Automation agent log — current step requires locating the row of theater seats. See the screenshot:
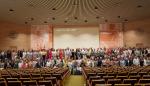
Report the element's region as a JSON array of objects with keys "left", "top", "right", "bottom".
[
  {"left": 82, "top": 66, "right": 150, "bottom": 86},
  {"left": 0, "top": 67, "right": 70, "bottom": 86}
]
